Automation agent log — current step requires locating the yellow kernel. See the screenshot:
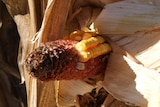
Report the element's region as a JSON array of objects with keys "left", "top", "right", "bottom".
[
  {"left": 75, "top": 36, "right": 105, "bottom": 51},
  {"left": 69, "top": 30, "right": 84, "bottom": 41},
  {"left": 78, "top": 43, "right": 111, "bottom": 62},
  {"left": 78, "top": 51, "right": 92, "bottom": 62},
  {"left": 73, "top": 35, "right": 82, "bottom": 41},
  {"left": 89, "top": 43, "right": 111, "bottom": 58},
  {"left": 82, "top": 32, "right": 92, "bottom": 40}
]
